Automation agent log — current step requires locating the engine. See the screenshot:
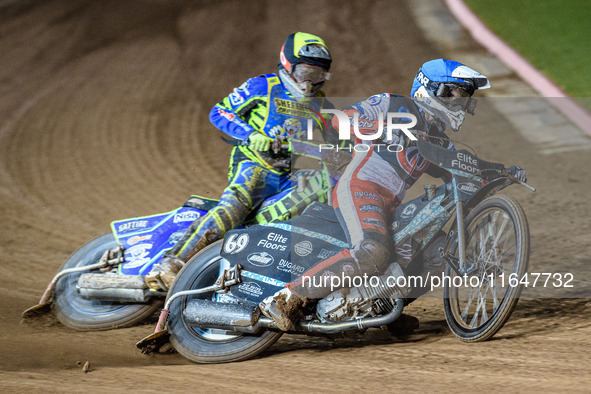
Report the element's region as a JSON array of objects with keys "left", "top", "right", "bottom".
[{"left": 315, "top": 262, "right": 408, "bottom": 323}]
